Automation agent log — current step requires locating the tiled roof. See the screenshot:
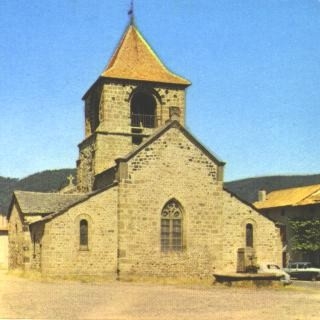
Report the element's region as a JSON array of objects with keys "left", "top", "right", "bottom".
[
  {"left": 28, "top": 182, "right": 119, "bottom": 225},
  {"left": 14, "top": 191, "right": 89, "bottom": 215},
  {"left": 254, "top": 184, "right": 320, "bottom": 209},
  {"left": 101, "top": 24, "right": 190, "bottom": 86}
]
